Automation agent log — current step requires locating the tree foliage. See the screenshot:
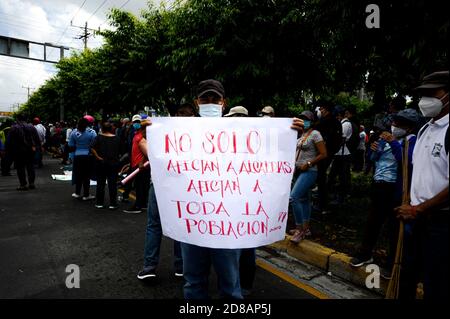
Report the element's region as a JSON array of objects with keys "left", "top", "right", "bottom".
[{"left": 20, "top": 0, "right": 448, "bottom": 122}]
